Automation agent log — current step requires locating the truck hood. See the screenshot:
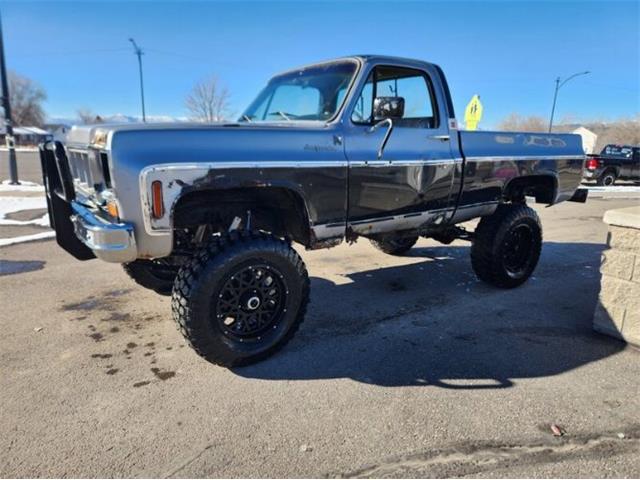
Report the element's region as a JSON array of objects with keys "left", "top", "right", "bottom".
[{"left": 65, "top": 121, "right": 328, "bottom": 149}]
